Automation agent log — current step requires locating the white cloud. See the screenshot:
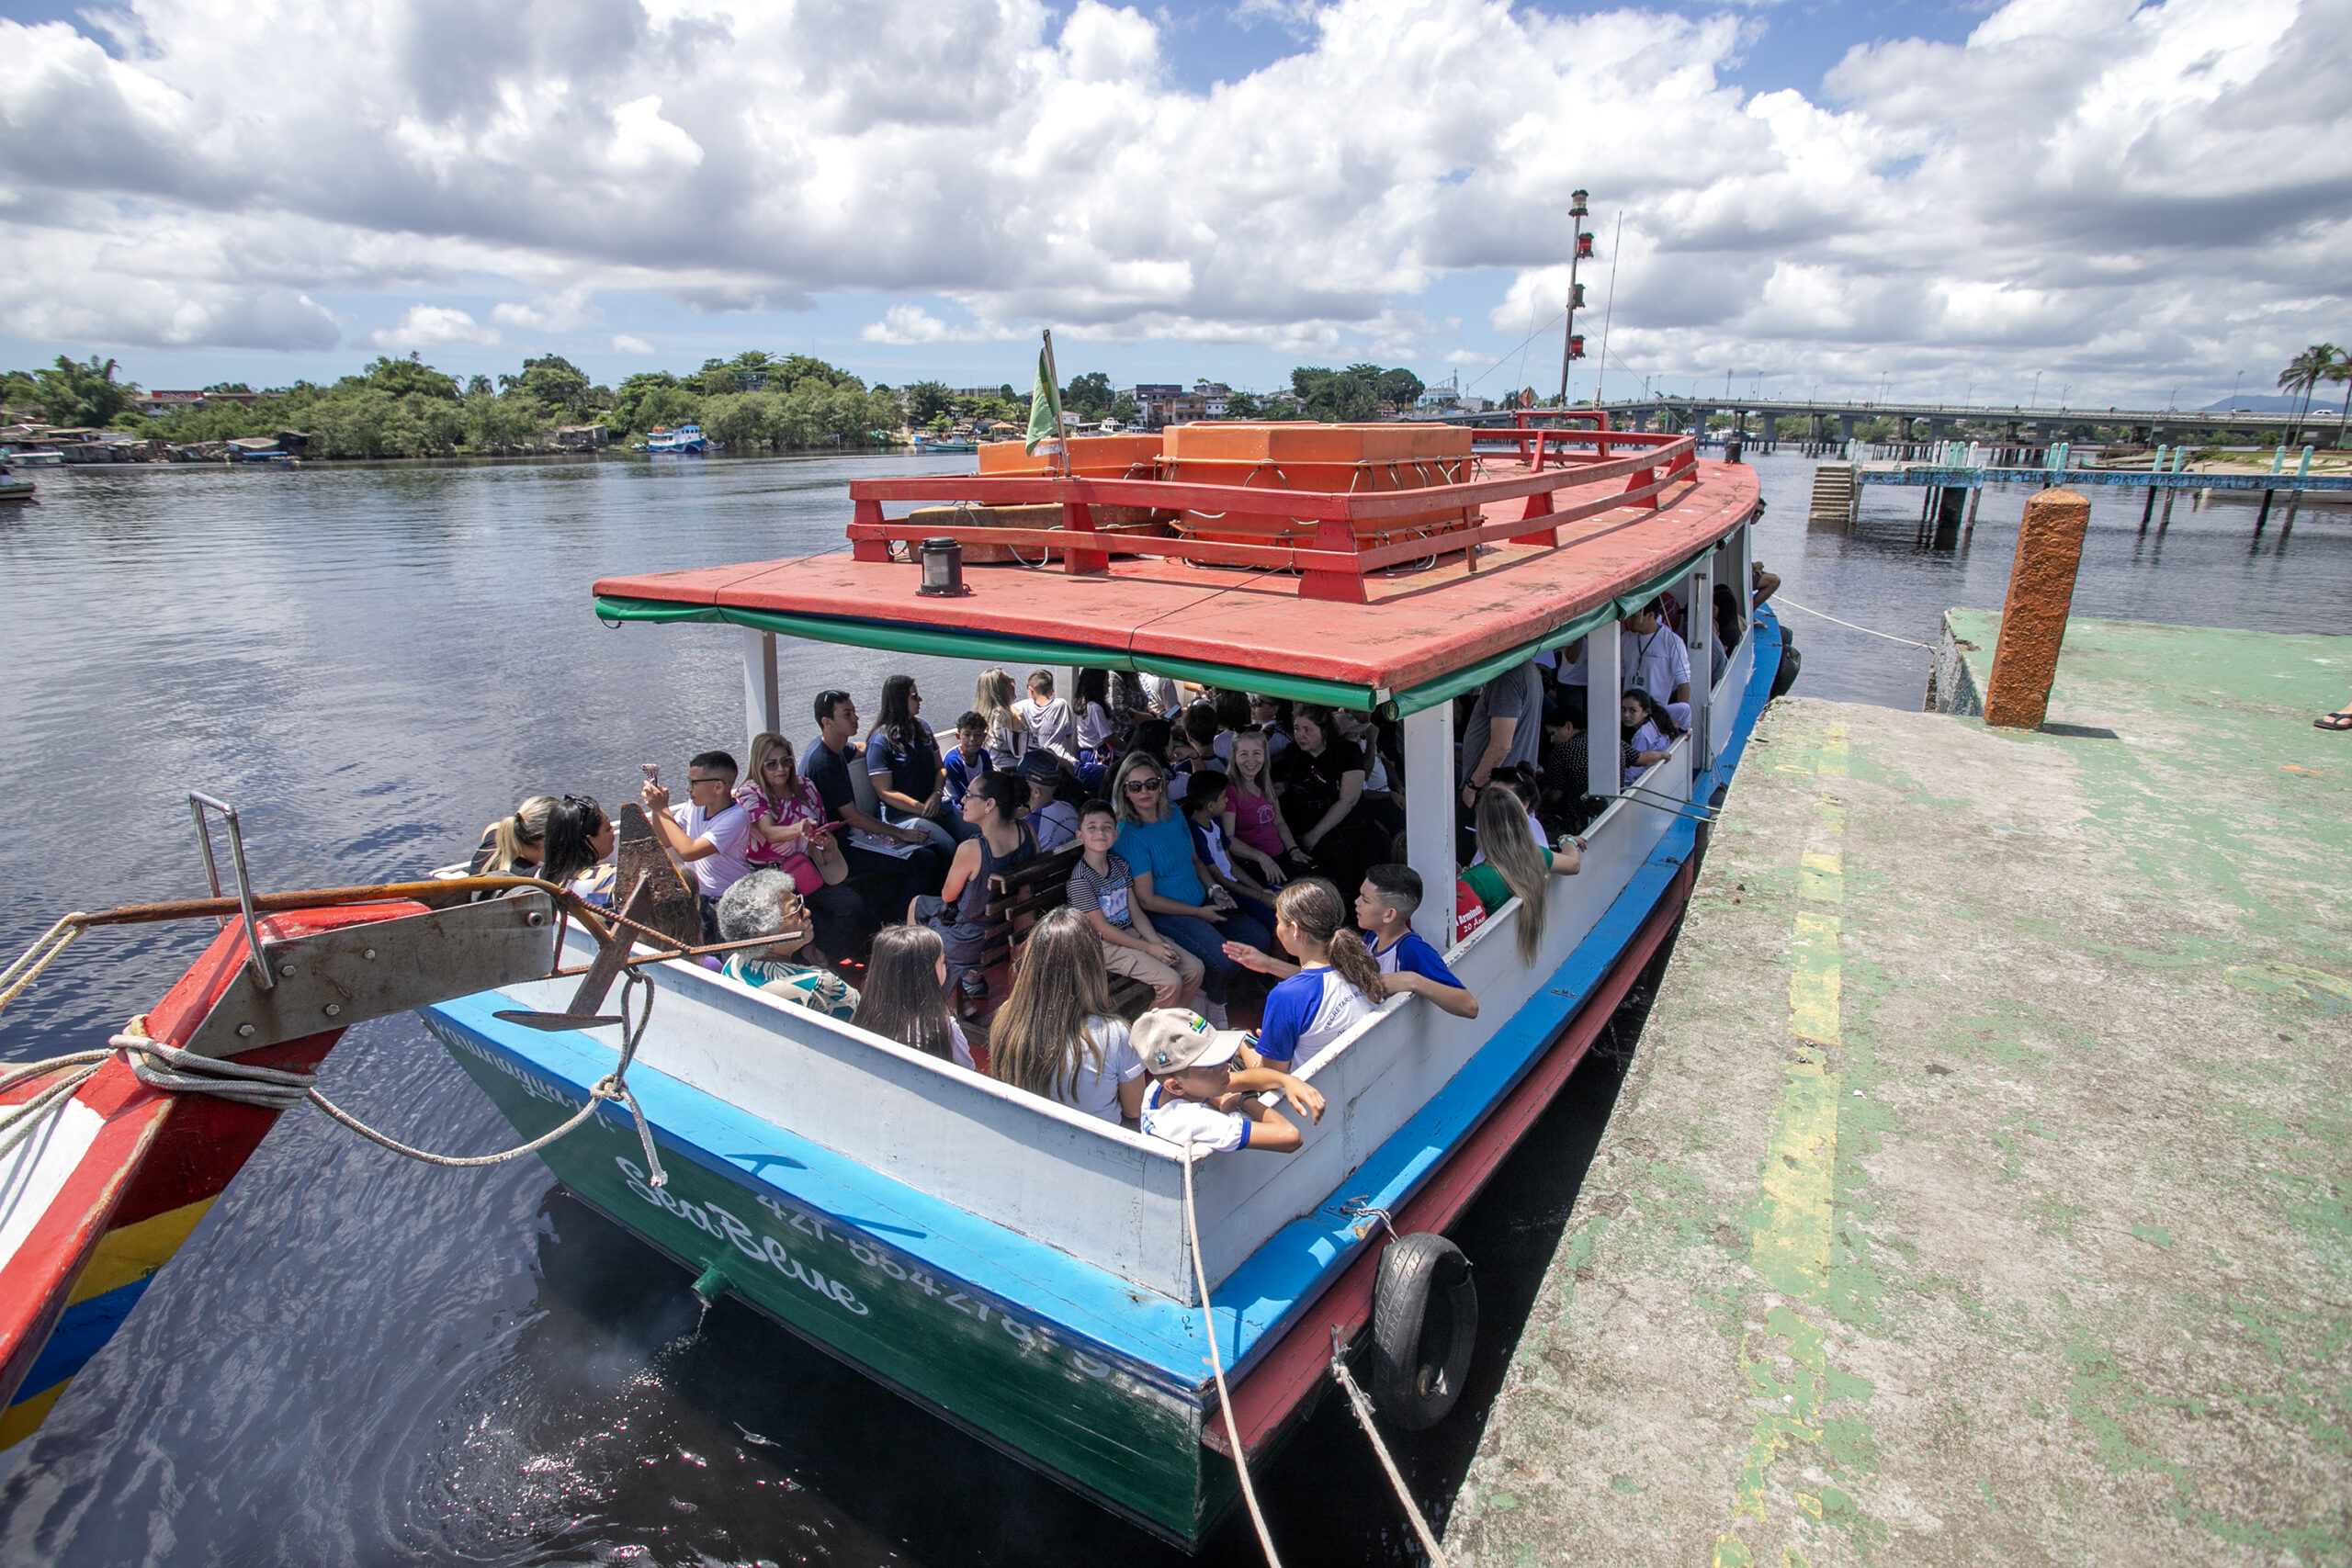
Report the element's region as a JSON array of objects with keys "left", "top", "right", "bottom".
[
  {"left": 860, "top": 304, "right": 1018, "bottom": 344},
  {"left": 356, "top": 305, "right": 499, "bottom": 351},
  {"left": 0, "top": 0, "right": 2342, "bottom": 395},
  {"left": 610, "top": 333, "right": 657, "bottom": 354}
]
